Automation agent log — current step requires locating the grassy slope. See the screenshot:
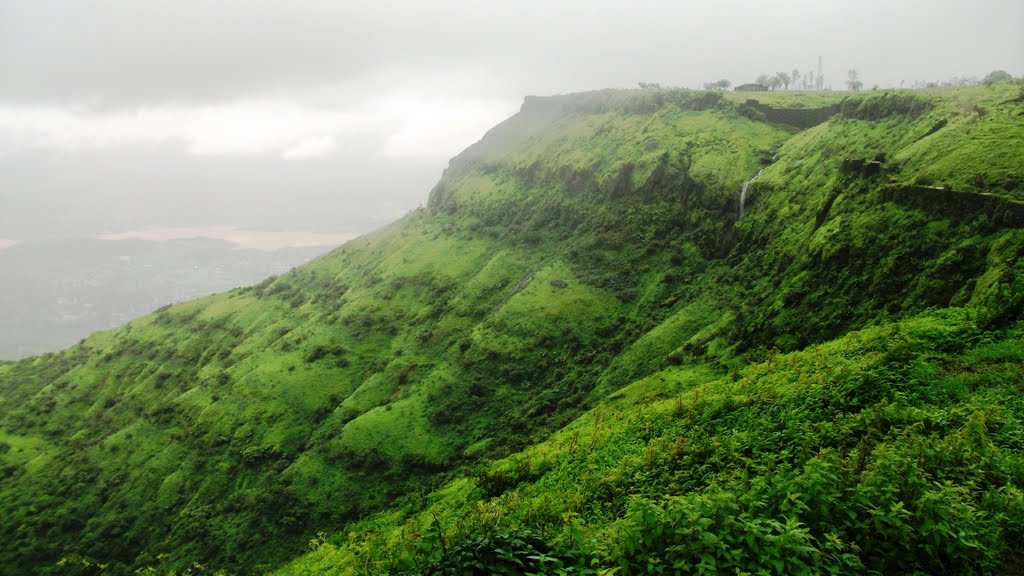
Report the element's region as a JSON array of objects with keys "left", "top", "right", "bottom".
[
  {"left": 0, "top": 94, "right": 787, "bottom": 575},
  {"left": 278, "top": 307, "right": 1024, "bottom": 575},
  {"left": 721, "top": 89, "right": 848, "bottom": 108},
  {"left": 1, "top": 83, "right": 1022, "bottom": 575},
  {"left": 733, "top": 84, "right": 1024, "bottom": 351}
]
